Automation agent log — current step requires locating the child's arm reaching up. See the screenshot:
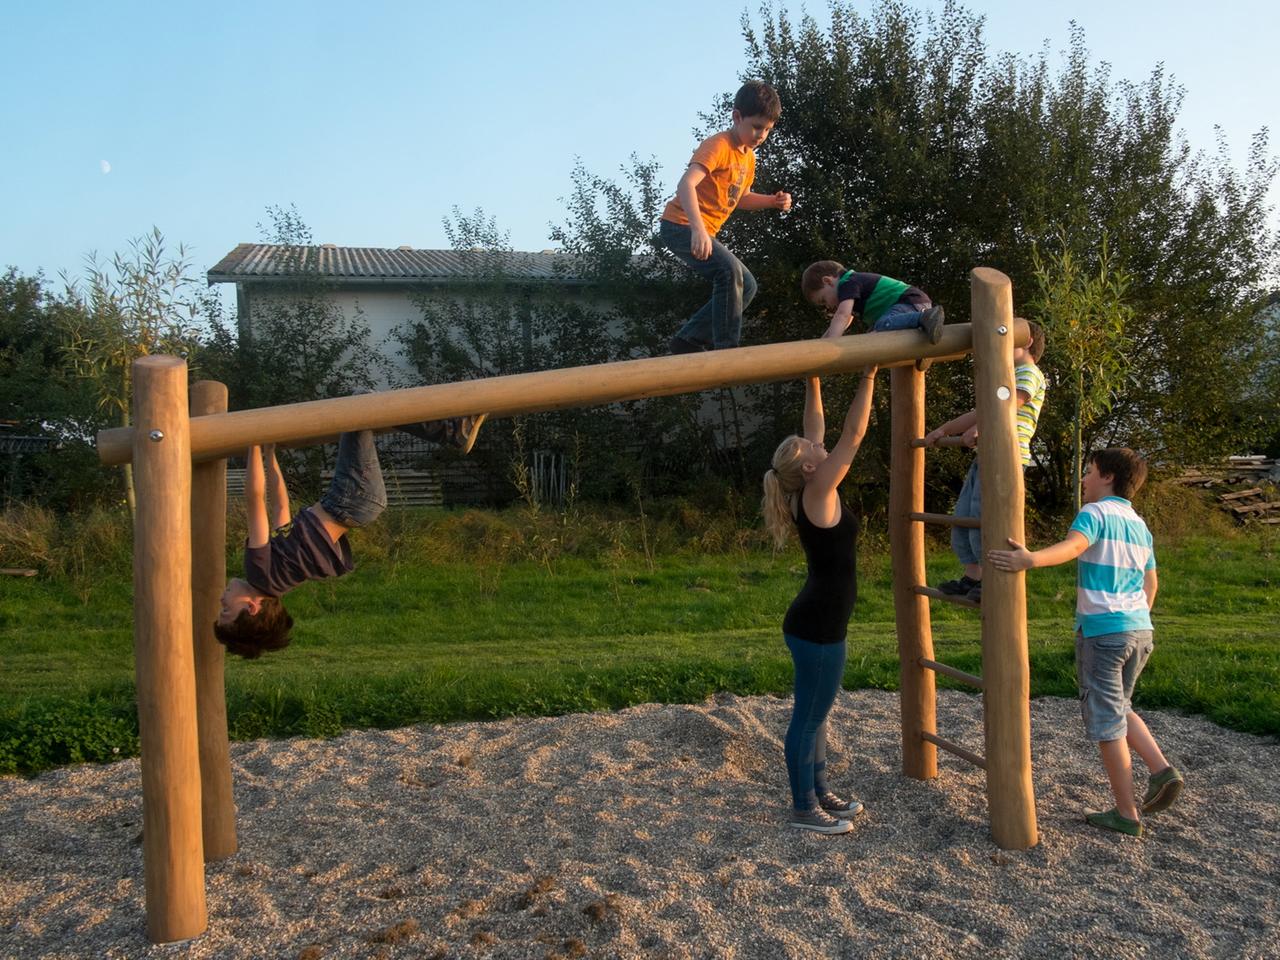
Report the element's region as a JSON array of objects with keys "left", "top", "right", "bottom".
[
  {"left": 821, "top": 300, "right": 855, "bottom": 339},
  {"left": 803, "top": 377, "right": 824, "bottom": 442},
  {"left": 263, "top": 443, "right": 291, "bottom": 531},
  {"left": 243, "top": 445, "right": 270, "bottom": 549}
]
